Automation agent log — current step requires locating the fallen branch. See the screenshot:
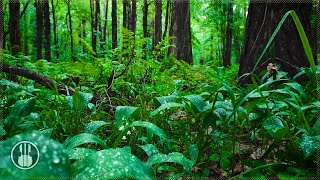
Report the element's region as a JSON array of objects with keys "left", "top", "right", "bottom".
[{"left": 1, "top": 62, "right": 75, "bottom": 96}]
